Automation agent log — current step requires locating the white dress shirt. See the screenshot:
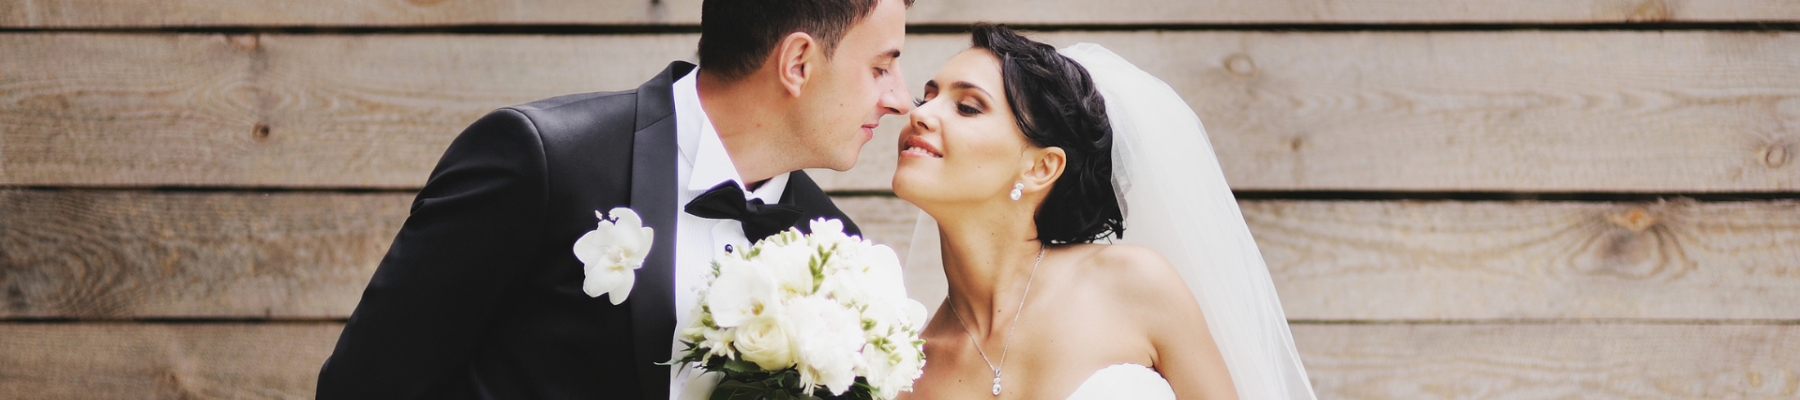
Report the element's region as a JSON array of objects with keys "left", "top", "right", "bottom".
[{"left": 668, "top": 68, "right": 790, "bottom": 400}]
